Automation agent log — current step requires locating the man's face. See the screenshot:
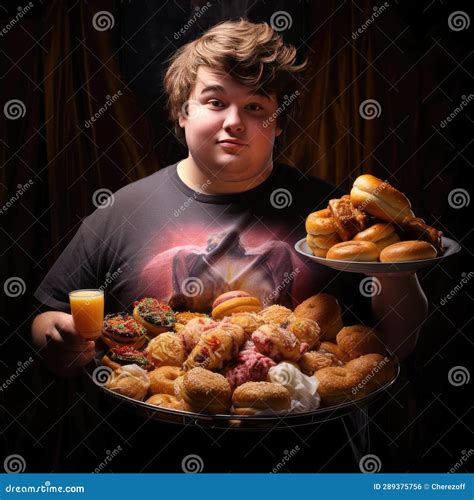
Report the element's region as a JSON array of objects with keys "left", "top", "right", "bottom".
[{"left": 178, "top": 66, "right": 282, "bottom": 183}]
